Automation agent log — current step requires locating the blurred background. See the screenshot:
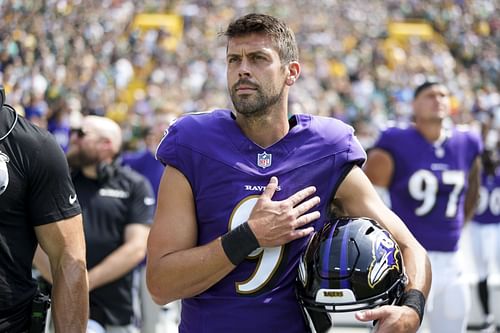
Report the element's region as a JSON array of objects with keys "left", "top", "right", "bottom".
[{"left": 0, "top": 0, "right": 497, "bottom": 152}]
